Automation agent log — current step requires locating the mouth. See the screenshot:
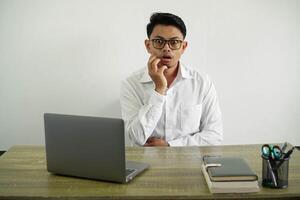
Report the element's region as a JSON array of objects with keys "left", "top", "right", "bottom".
[{"left": 160, "top": 55, "right": 173, "bottom": 63}]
